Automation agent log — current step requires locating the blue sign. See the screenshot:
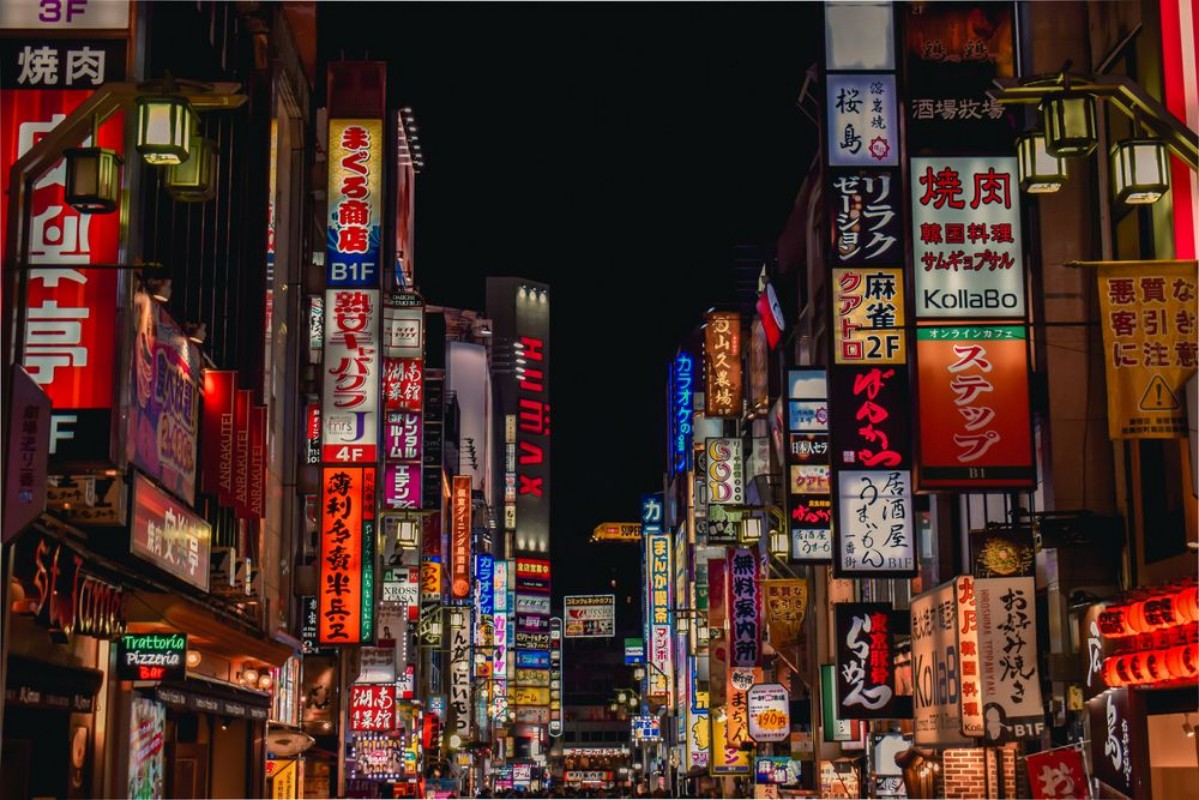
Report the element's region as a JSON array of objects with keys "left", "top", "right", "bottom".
[
  {"left": 475, "top": 554, "right": 495, "bottom": 617},
  {"left": 623, "top": 637, "right": 645, "bottom": 665},
  {"left": 640, "top": 493, "right": 664, "bottom": 536},
  {"left": 630, "top": 715, "right": 661, "bottom": 741},
  {"left": 669, "top": 353, "right": 694, "bottom": 475},
  {"left": 515, "top": 650, "right": 550, "bottom": 669}
]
